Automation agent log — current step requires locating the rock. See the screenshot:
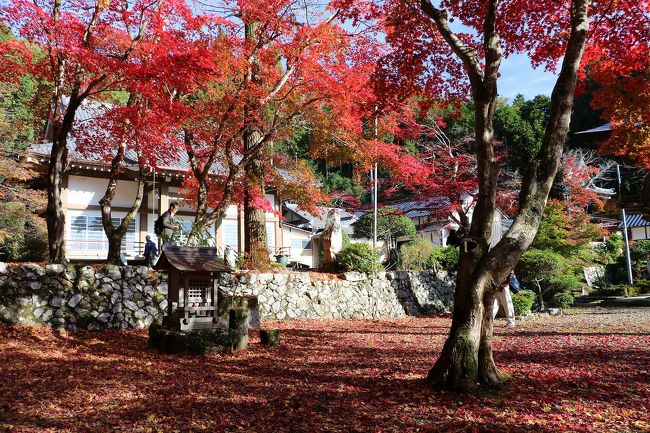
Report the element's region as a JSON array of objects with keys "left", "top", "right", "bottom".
[
  {"left": 124, "top": 300, "right": 138, "bottom": 311},
  {"left": 79, "top": 266, "right": 95, "bottom": 280},
  {"left": 547, "top": 308, "right": 564, "bottom": 316},
  {"left": 0, "top": 263, "right": 7, "bottom": 274},
  {"left": 136, "top": 266, "right": 150, "bottom": 279},
  {"left": 134, "top": 309, "right": 147, "bottom": 319},
  {"left": 343, "top": 272, "right": 367, "bottom": 282},
  {"left": 28, "top": 281, "right": 41, "bottom": 291},
  {"left": 105, "top": 265, "right": 122, "bottom": 281},
  {"left": 68, "top": 294, "right": 82, "bottom": 308},
  {"left": 50, "top": 297, "right": 63, "bottom": 307},
  {"left": 45, "top": 264, "right": 66, "bottom": 275},
  {"left": 159, "top": 299, "right": 168, "bottom": 311},
  {"left": 97, "top": 313, "right": 111, "bottom": 323},
  {"left": 41, "top": 309, "right": 52, "bottom": 322}
]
